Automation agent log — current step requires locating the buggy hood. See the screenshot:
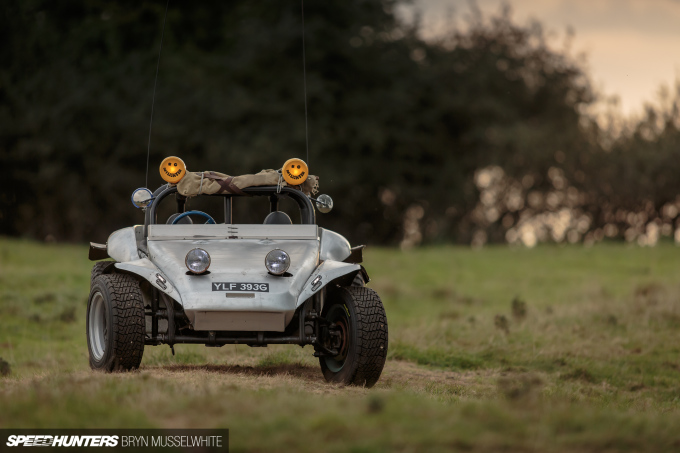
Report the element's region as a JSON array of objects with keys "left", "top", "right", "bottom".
[{"left": 145, "top": 224, "right": 319, "bottom": 331}]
